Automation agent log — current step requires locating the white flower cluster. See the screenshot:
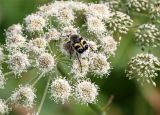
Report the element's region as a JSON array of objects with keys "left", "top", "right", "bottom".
[
  {"left": 36, "top": 52, "right": 55, "bottom": 73},
  {"left": 135, "top": 24, "right": 160, "bottom": 48},
  {"left": 10, "top": 85, "right": 36, "bottom": 107},
  {"left": 25, "top": 14, "right": 46, "bottom": 32},
  {"left": 75, "top": 80, "right": 98, "bottom": 104},
  {"left": 50, "top": 78, "right": 72, "bottom": 104},
  {"left": 106, "top": 11, "right": 133, "bottom": 34},
  {"left": 28, "top": 37, "right": 47, "bottom": 55},
  {"left": 45, "top": 28, "right": 61, "bottom": 41},
  {"left": 127, "top": 0, "right": 149, "bottom": 12},
  {"left": 86, "top": 3, "right": 111, "bottom": 20},
  {"left": 8, "top": 52, "right": 30, "bottom": 75},
  {"left": 99, "top": 35, "right": 118, "bottom": 55},
  {"left": 86, "top": 16, "right": 106, "bottom": 35},
  {"left": 126, "top": 53, "right": 160, "bottom": 86},
  {"left": 5, "top": 24, "right": 26, "bottom": 51}
]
